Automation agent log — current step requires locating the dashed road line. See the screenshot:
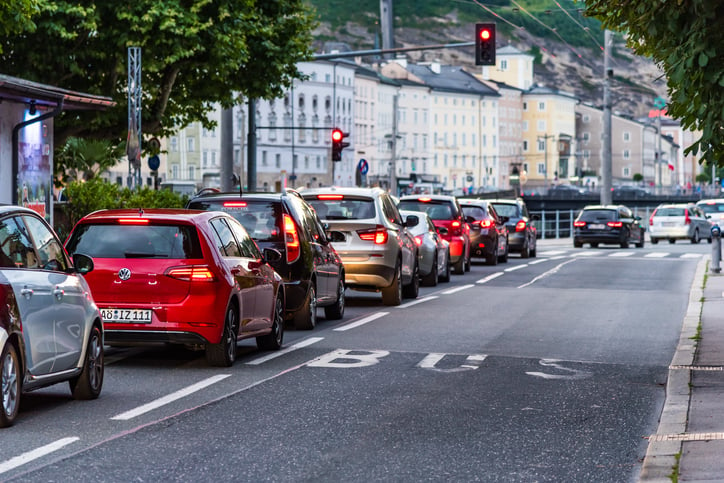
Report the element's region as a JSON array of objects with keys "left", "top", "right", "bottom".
[
  {"left": 441, "top": 284, "right": 475, "bottom": 294},
  {"left": 110, "top": 374, "right": 231, "bottom": 421},
  {"left": 609, "top": 252, "right": 635, "bottom": 257},
  {"left": 398, "top": 296, "right": 438, "bottom": 308},
  {"left": 518, "top": 259, "right": 578, "bottom": 289},
  {"left": 645, "top": 252, "right": 670, "bottom": 258},
  {"left": 0, "top": 437, "right": 79, "bottom": 475},
  {"left": 681, "top": 253, "right": 705, "bottom": 258},
  {"left": 246, "top": 337, "right": 324, "bottom": 365},
  {"left": 504, "top": 264, "right": 528, "bottom": 272},
  {"left": 334, "top": 312, "right": 388, "bottom": 332},
  {"left": 476, "top": 272, "right": 504, "bottom": 284}
]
